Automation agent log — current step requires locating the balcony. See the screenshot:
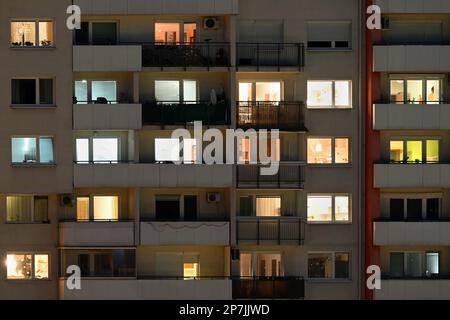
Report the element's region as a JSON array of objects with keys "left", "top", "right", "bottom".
[
  {"left": 74, "top": 0, "right": 238, "bottom": 15},
  {"left": 237, "top": 102, "right": 306, "bottom": 131},
  {"left": 374, "top": 163, "right": 450, "bottom": 188},
  {"left": 59, "top": 221, "right": 135, "bottom": 246},
  {"left": 73, "top": 45, "right": 142, "bottom": 72},
  {"left": 237, "top": 43, "right": 304, "bottom": 71},
  {"left": 237, "top": 164, "right": 305, "bottom": 189},
  {"left": 373, "top": 103, "right": 450, "bottom": 130},
  {"left": 374, "top": 0, "right": 450, "bottom": 13},
  {"left": 73, "top": 103, "right": 142, "bottom": 130},
  {"left": 59, "top": 278, "right": 232, "bottom": 300},
  {"left": 373, "top": 45, "right": 450, "bottom": 72},
  {"left": 232, "top": 277, "right": 304, "bottom": 299},
  {"left": 142, "top": 101, "right": 229, "bottom": 127},
  {"left": 74, "top": 162, "right": 233, "bottom": 188},
  {"left": 142, "top": 42, "right": 230, "bottom": 70},
  {"left": 375, "top": 279, "right": 450, "bottom": 300},
  {"left": 374, "top": 220, "right": 450, "bottom": 246},
  {"left": 236, "top": 217, "right": 305, "bottom": 245},
  {"left": 140, "top": 220, "right": 229, "bottom": 245}
]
